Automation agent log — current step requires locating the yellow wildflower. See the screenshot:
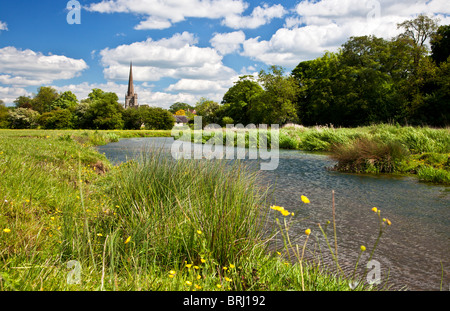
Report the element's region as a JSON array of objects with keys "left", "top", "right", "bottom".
[
  {"left": 200, "top": 258, "right": 206, "bottom": 263},
  {"left": 372, "top": 207, "right": 378, "bottom": 213},
  {"left": 216, "top": 284, "right": 222, "bottom": 289},
  {"left": 222, "top": 266, "right": 228, "bottom": 271},
  {"left": 124, "top": 236, "right": 131, "bottom": 244},
  {"left": 280, "top": 209, "right": 291, "bottom": 216},
  {"left": 386, "top": 219, "right": 392, "bottom": 226},
  {"left": 229, "top": 264, "right": 235, "bottom": 269},
  {"left": 301, "top": 195, "right": 310, "bottom": 204},
  {"left": 225, "top": 277, "right": 232, "bottom": 282},
  {"left": 3, "top": 228, "right": 11, "bottom": 233},
  {"left": 168, "top": 274, "right": 175, "bottom": 278},
  {"left": 97, "top": 233, "right": 103, "bottom": 237},
  {"left": 169, "top": 270, "right": 176, "bottom": 275},
  {"left": 197, "top": 275, "right": 201, "bottom": 280},
  {"left": 305, "top": 228, "right": 311, "bottom": 236},
  {"left": 186, "top": 264, "right": 193, "bottom": 269},
  {"left": 185, "top": 281, "right": 192, "bottom": 286},
  {"left": 195, "top": 284, "right": 201, "bottom": 289},
  {"left": 360, "top": 245, "right": 366, "bottom": 252},
  {"left": 196, "top": 230, "right": 202, "bottom": 235}
]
